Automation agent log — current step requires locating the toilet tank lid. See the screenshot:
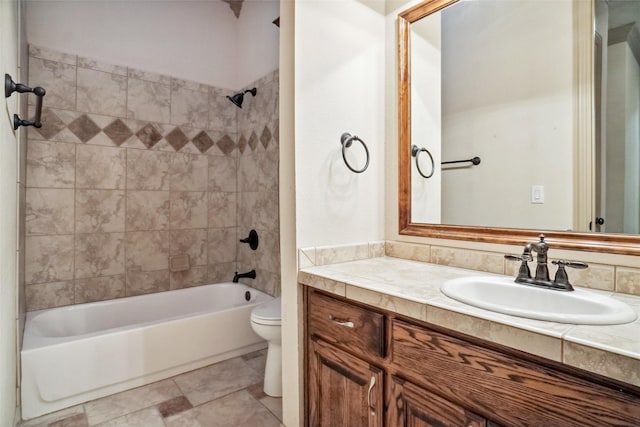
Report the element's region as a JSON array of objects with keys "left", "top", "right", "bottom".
[{"left": 252, "top": 297, "right": 281, "bottom": 321}]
